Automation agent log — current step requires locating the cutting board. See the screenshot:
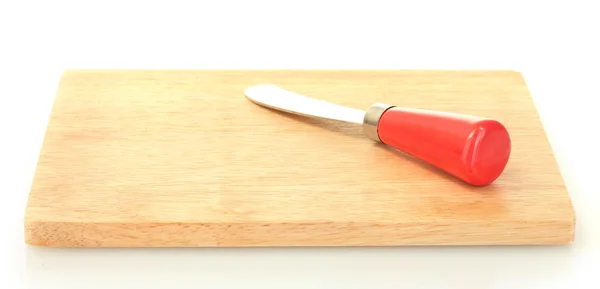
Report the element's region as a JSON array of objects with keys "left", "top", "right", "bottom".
[{"left": 24, "top": 70, "right": 575, "bottom": 247}]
